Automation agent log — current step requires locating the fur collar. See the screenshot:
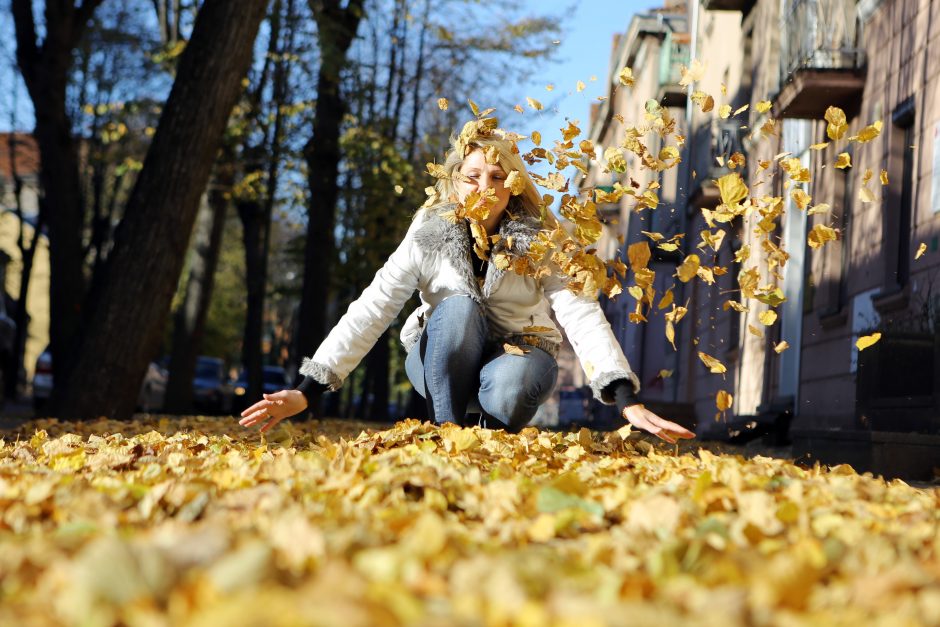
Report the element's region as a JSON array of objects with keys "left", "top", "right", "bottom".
[{"left": 413, "top": 203, "right": 543, "bottom": 299}]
